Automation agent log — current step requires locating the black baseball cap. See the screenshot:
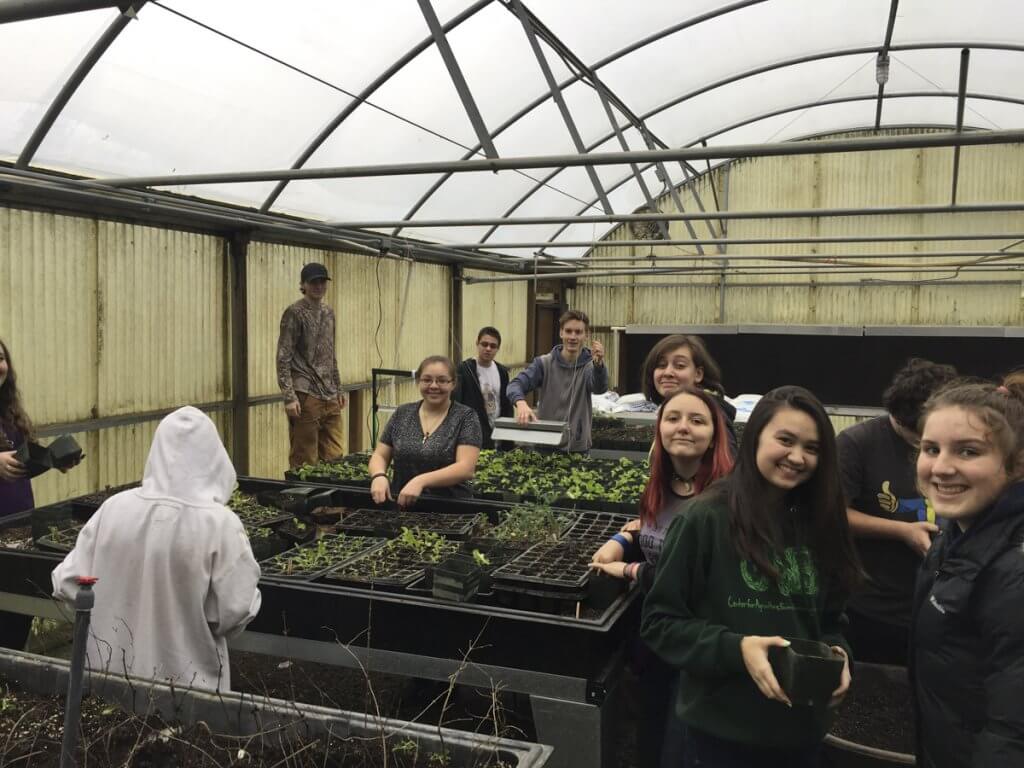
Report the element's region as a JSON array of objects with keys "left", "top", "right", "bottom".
[{"left": 300, "top": 262, "right": 331, "bottom": 282}]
